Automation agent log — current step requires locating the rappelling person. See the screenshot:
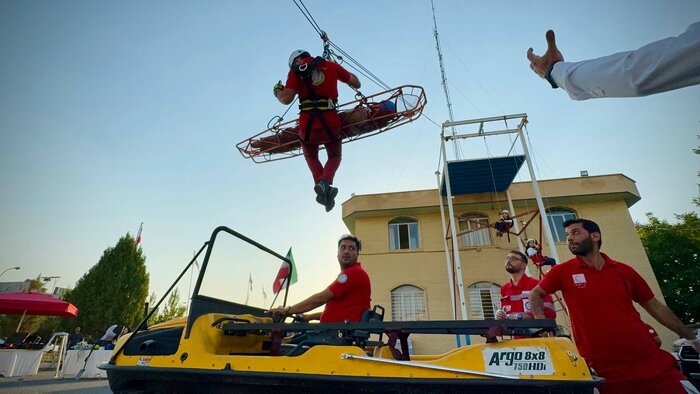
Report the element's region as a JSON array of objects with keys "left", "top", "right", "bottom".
[
  {"left": 273, "top": 50, "right": 361, "bottom": 212},
  {"left": 494, "top": 210, "right": 514, "bottom": 237},
  {"left": 525, "top": 238, "right": 557, "bottom": 266}
]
